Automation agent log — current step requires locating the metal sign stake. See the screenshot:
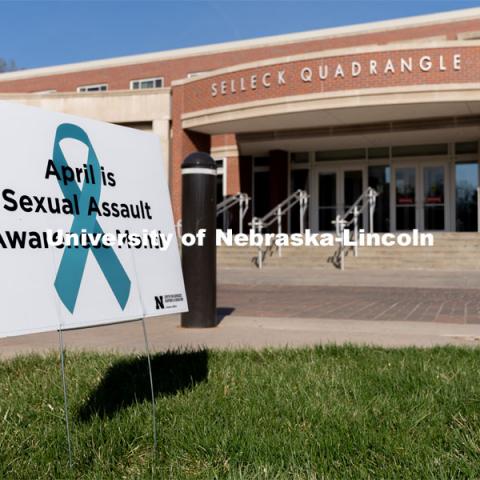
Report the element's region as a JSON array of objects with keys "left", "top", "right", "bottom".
[
  {"left": 141, "top": 317, "right": 158, "bottom": 454},
  {"left": 58, "top": 326, "right": 73, "bottom": 468}
]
